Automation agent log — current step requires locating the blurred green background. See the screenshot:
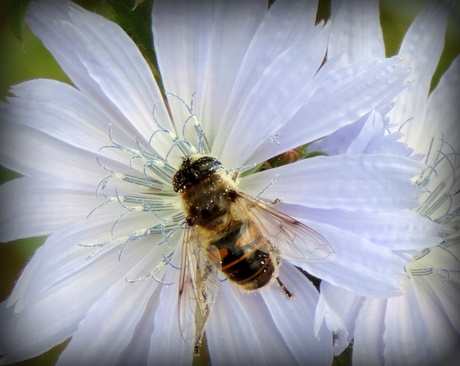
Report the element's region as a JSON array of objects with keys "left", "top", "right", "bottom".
[{"left": 0, "top": 0, "right": 458, "bottom": 365}]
